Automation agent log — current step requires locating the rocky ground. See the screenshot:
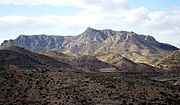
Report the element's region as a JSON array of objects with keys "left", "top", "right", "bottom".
[
  {"left": 0, "top": 66, "right": 180, "bottom": 105},
  {"left": 0, "top": 46, "right": 180, "bottom": 105}
]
